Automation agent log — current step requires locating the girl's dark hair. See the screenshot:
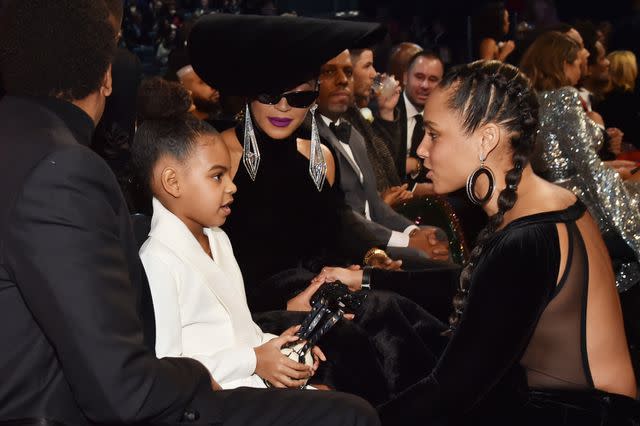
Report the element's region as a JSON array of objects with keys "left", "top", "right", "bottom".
[
  {"left": 440, "top": 60, "right": 539, "bottom": 332},
  {"left": 132, "top": 77, "right": 217, "bottom": 195}
]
